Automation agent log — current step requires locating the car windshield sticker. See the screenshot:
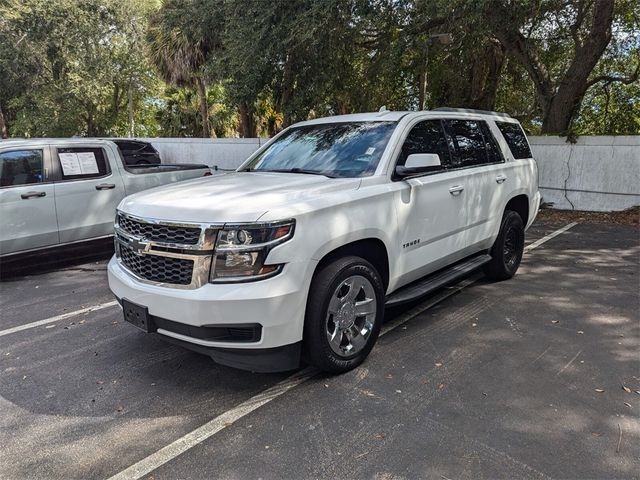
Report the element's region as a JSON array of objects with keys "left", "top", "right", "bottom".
[{"left": 365, "top": 147, "right": 376, "bottom": 155}]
